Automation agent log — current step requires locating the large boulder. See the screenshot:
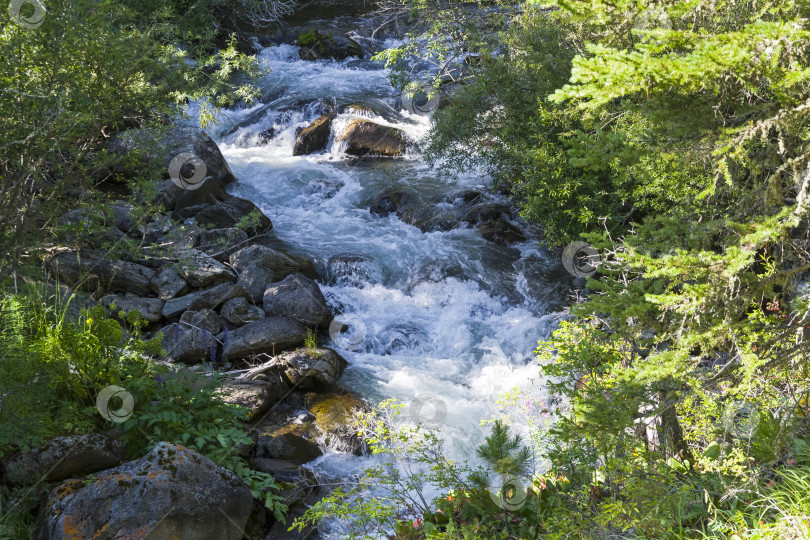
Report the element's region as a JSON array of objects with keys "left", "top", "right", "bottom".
[
  {"left": 262, "top": 274, "right": 330, "bottom": 328},
  {"left": 293, "top": 114, "right": 334, "bottom": 156},
  {"left": 222, "top": 316, "right": 307, "bottom": 360},
  {"left": 370, "top": 189, "right": 457, "bottom": 232},
  {"left": 336, "top": 119, "right": 406, "bottom": 157},
  {"left": 176, "top": 249, "right": 237, "bottom": 288},
  {"left": 5, "top": 434, "right": 124, "bottom": 487},
  {"left": 221, "top": 297, "right": 265, "bottom": 327},
  {"left": 194, "top": 198, "right": 272, "bottom": 237},
  {"left": 34, "top": 442, "right": 252, "bottom": 540},
  {"left": 108, "top": 126, "right": 235, "bottom": 211},
  {"left": 276, "top": 348, "right": 347, "bottom": 390},
  {"left": 229, "top": 245, "right": 306, "bottom": 280},
  {"left": 101, "top": 294, "right": 164, "bottom": 324},
  {"left": 46, "top": 251, "right": 155, "bottom": 296}
]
